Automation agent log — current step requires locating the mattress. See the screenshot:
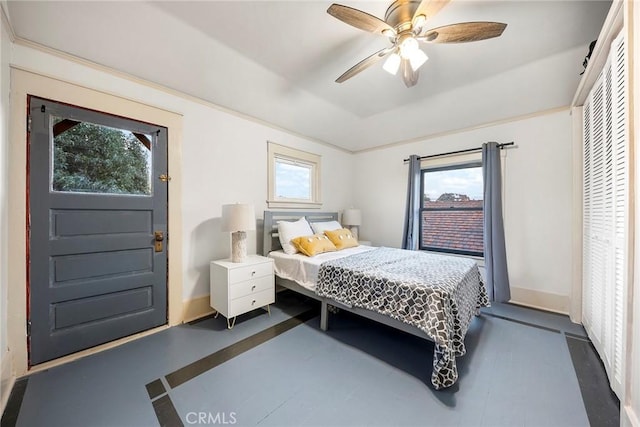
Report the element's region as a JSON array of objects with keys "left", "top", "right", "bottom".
[
  {"left": 316, "top": 247, "right": 488, "bottom": 389},
  {"left": 268, "top": 245, "right": 376, "bottom": 291}
]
